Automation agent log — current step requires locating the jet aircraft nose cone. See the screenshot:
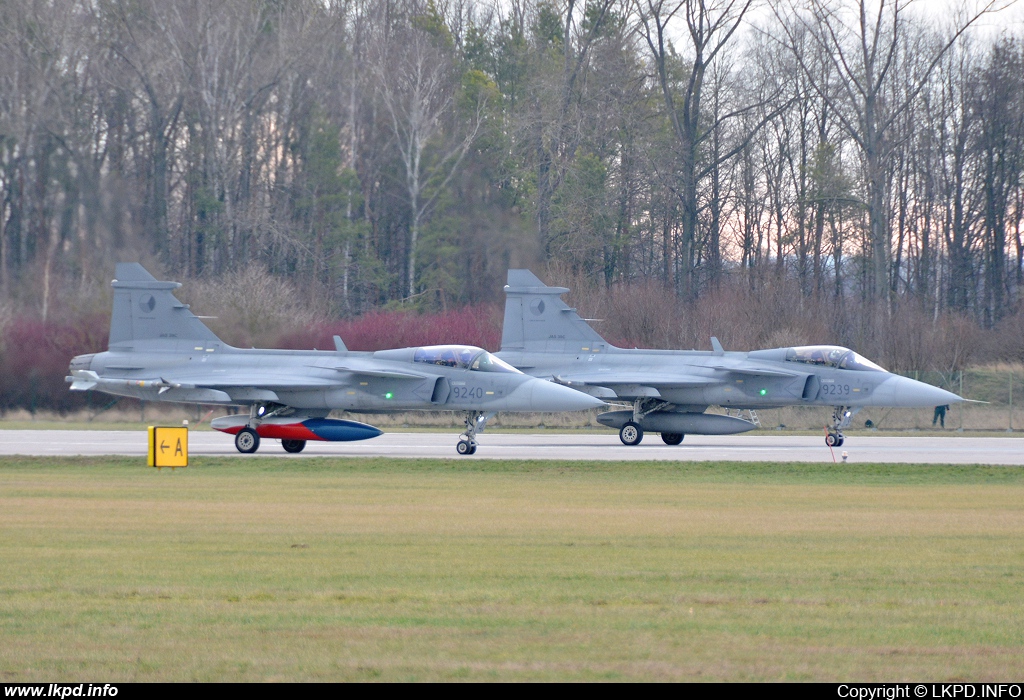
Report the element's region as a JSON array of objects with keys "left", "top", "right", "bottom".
[
  {"left": 515, "top": 379, "right": 606, "bottom": 412},
  {"left": 873, "top": 375, "right": 964, "bottom": 408}
]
